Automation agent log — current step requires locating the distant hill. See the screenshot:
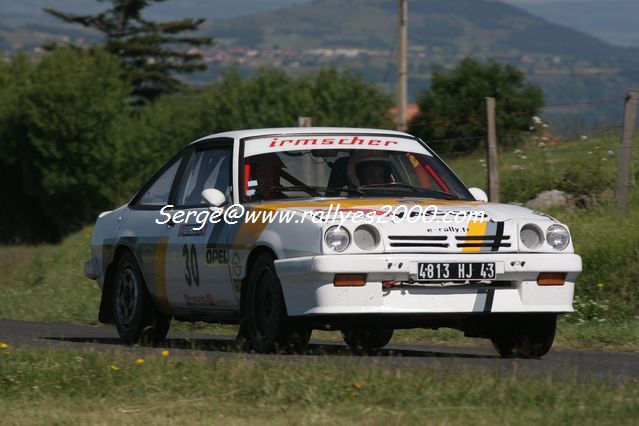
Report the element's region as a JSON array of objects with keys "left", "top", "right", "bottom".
[
  {"left": 518, "top": 1, "right": 639, "bottom": 47},
  {"left": 206, "top": 0, "right": 624, "bottom": 58}
]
